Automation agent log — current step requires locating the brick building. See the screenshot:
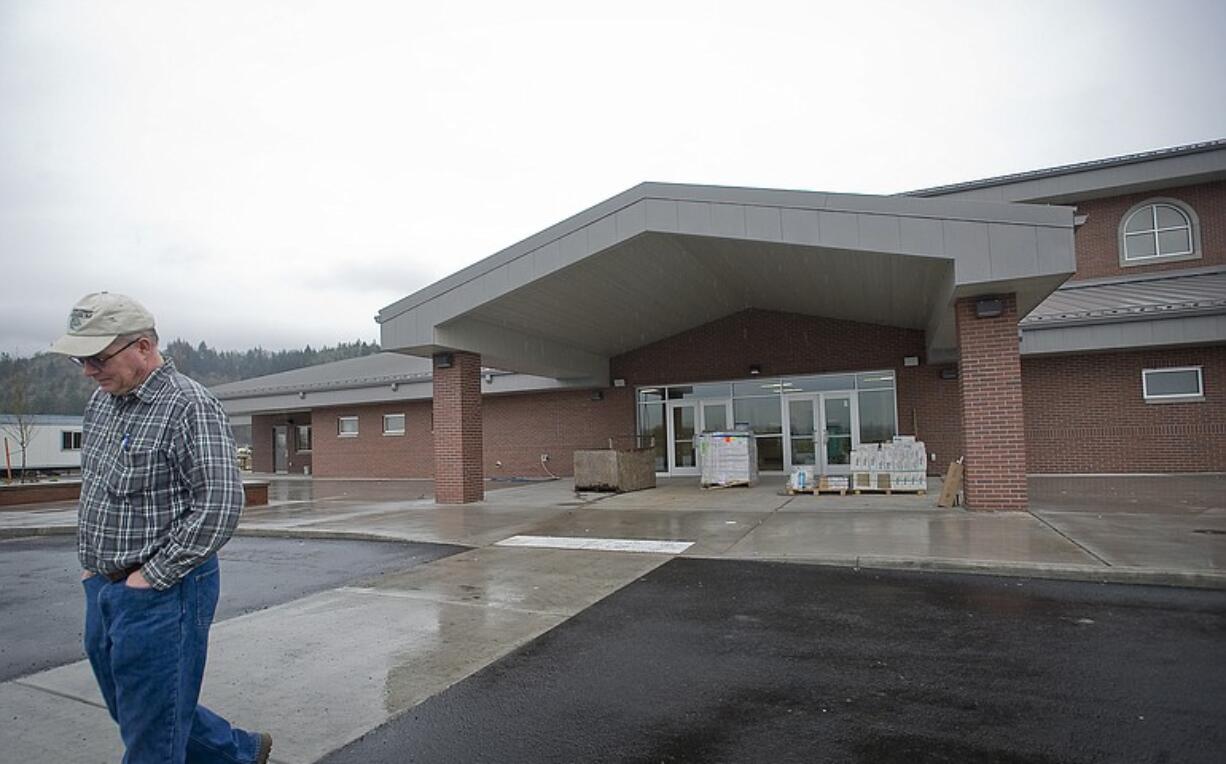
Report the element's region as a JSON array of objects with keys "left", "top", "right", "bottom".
[{"left": 216, "top": 140, "right": 1226, "bottom": 509}]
